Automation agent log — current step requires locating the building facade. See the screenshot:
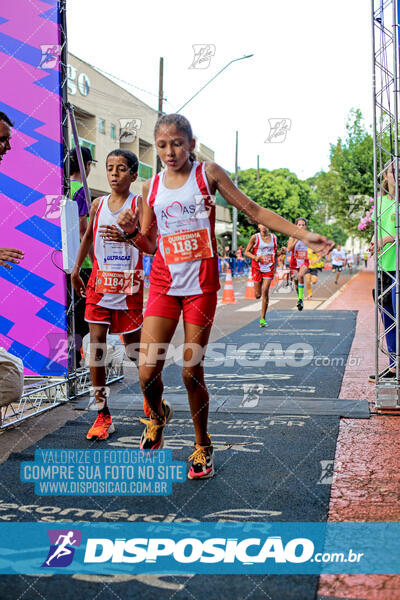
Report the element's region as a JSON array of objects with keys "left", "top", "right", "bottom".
[{"left": 67, "top": 53, "right": 232, "bottom": 238}]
